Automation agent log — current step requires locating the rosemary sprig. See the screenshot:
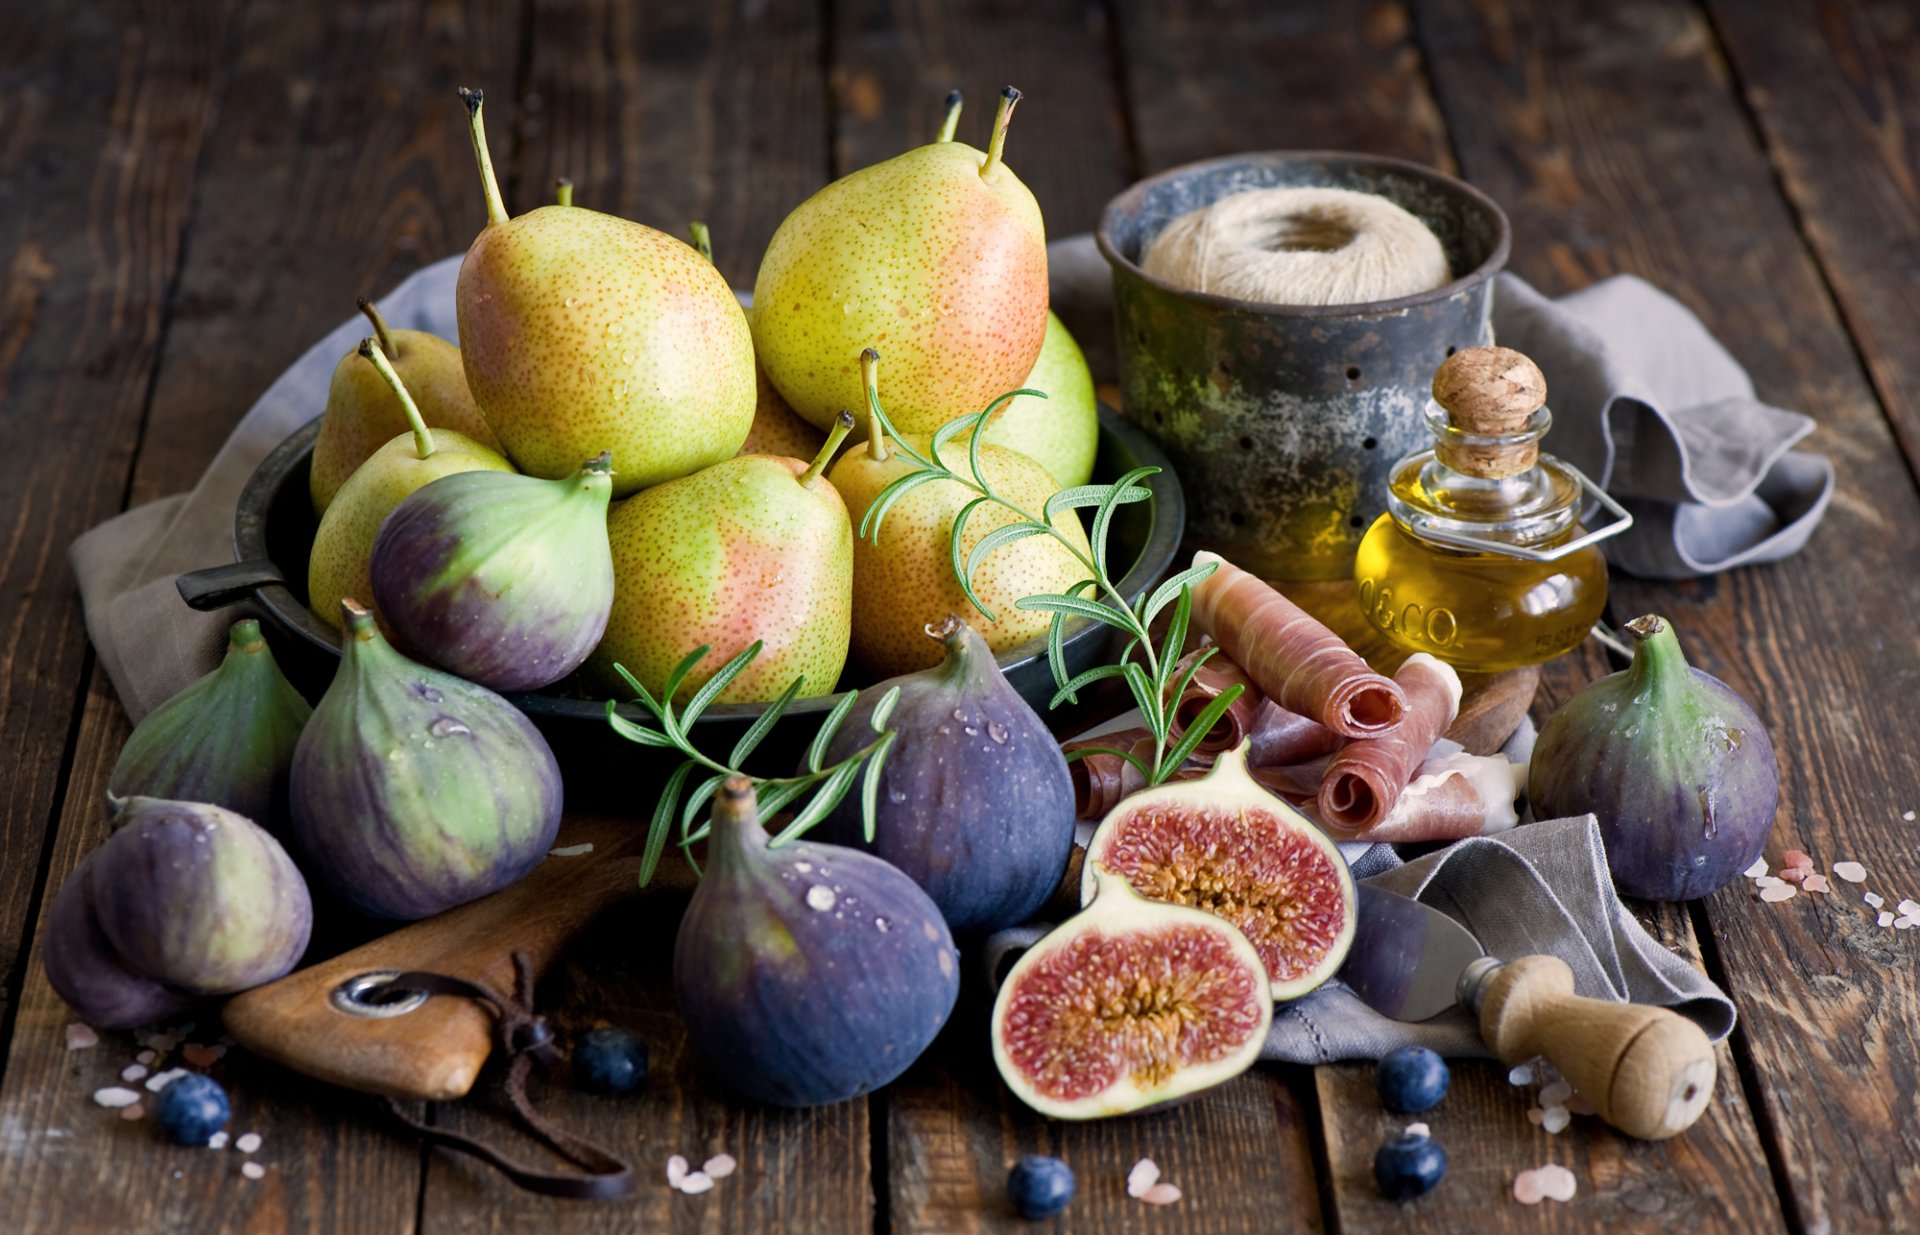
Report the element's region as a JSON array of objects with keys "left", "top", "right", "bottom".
[
  {"left": 856, "top": 354, "right": 1241, "bottom": 786},
  {"left": 604, "top": 641, "right": 900, "bottom": 886}
]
